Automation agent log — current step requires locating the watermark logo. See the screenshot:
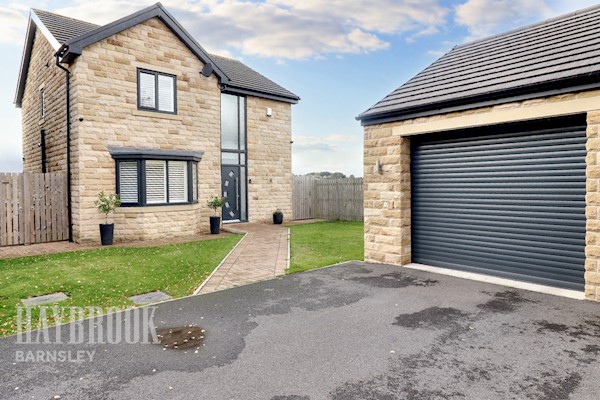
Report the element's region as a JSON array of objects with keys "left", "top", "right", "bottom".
[{"left": 14, "top": 306, "right": 159, "bottom": 363}]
